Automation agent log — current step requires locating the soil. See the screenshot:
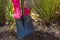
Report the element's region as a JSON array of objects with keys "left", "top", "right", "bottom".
[
  {"left": 0, "top": 22, "right": 60, "bottom": 40},
  {"left": 0, "top": 30, "right": 60, "bottom": 40}
]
